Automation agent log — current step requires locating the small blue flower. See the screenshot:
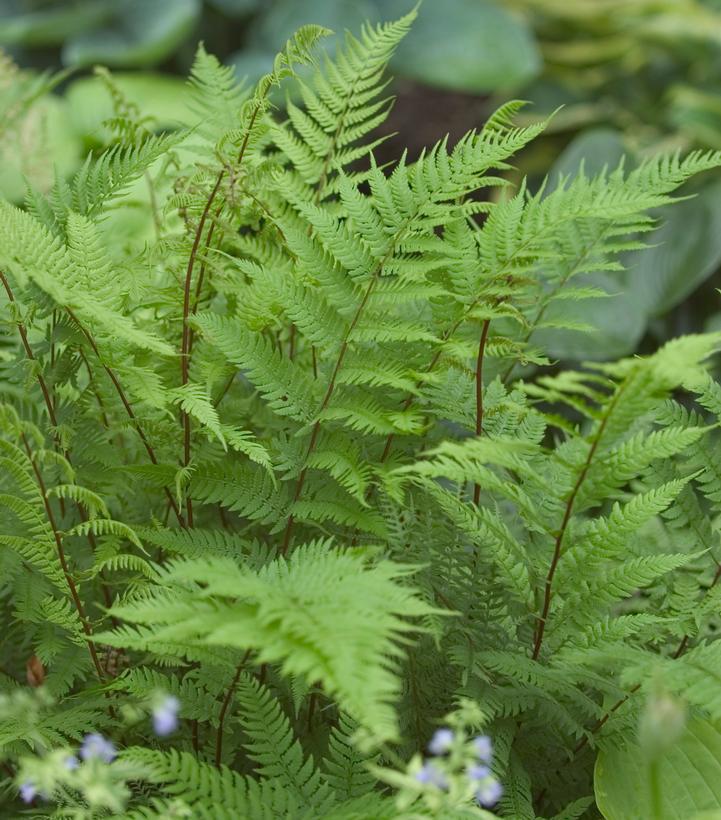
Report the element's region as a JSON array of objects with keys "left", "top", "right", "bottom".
[
  {"left": 472, "top": 734, "right": 493, "bottom": 762},
  {"left": 414, "top": 762, "right": 448, "bottom": 790},
  {"left": 467, "top": 763, "right": 491, "bottom": 781},
  {"left": 476, "top": 778, "right": 503, "bottom": 807},
  {"left": 19, "top": 781, "right": 37, "bottom": 804},
  {"left": 428, "top": 727, "right": 454, "bottom": 755},
  {"left": 153, "top": 694, "right": 180, "bottom": 737},
  {"left": 63, "top": 755, "right": 80, "bottom": 770},
  {"left": 80, "top": 732, "right": 117, "bottom": 763}
]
